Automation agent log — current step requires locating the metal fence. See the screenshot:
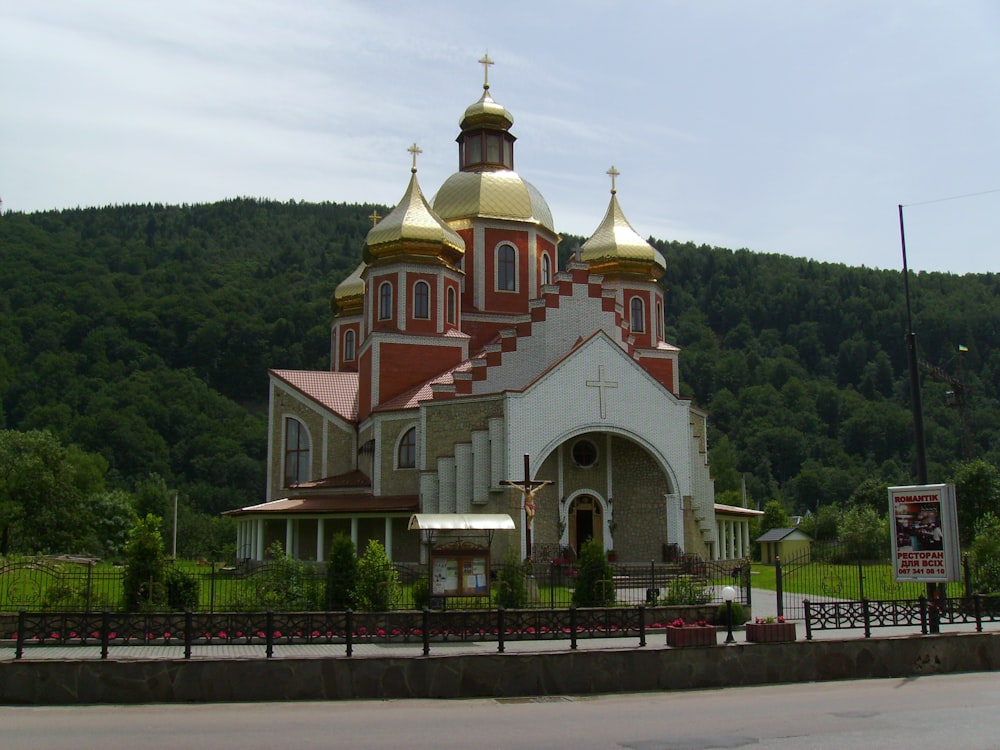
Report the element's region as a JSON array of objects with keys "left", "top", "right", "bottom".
[
  {"left": 1, "top": 555, "right": 750, "bottom": 614},
  {"left": 773, "top": 543, "right": 972, "bottom": 621}
]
